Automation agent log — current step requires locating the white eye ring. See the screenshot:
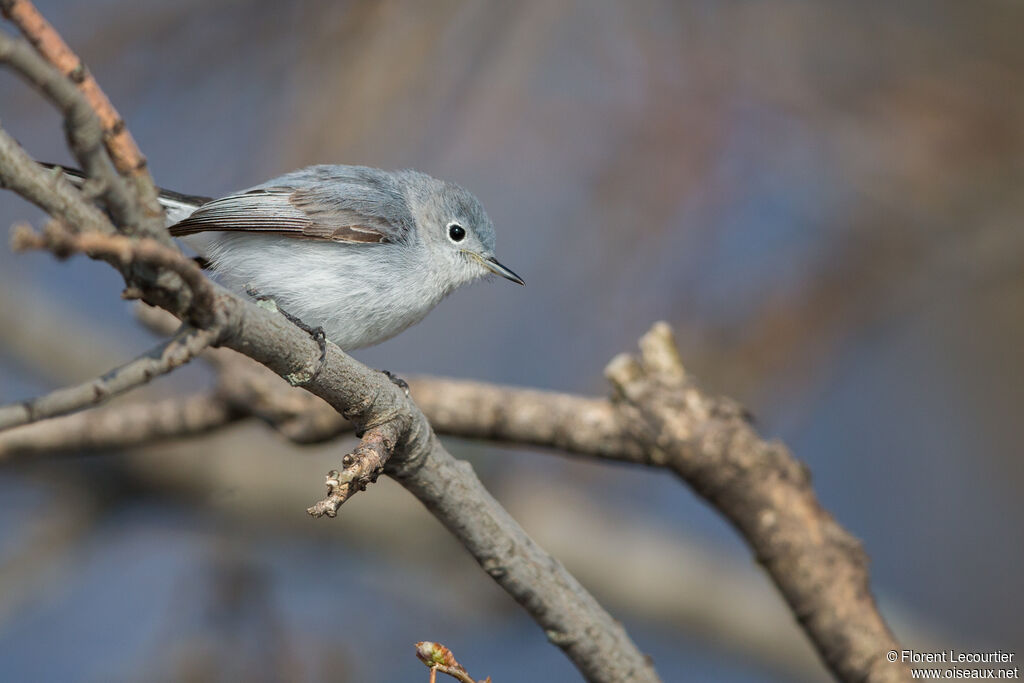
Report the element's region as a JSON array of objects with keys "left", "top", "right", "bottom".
[{"left": 447, "top": 222, "right": 466, "bottom": 242}]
